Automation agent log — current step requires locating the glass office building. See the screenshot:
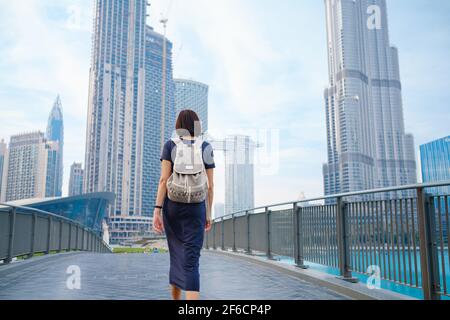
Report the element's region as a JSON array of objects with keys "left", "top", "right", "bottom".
[
  {"left": 84, "top": 0, "right": 147, "bottom": 217},
  {"left": 322, "top": 0, "right": 417, "bottom": 197},
  {"left": 1, "top": 132, "right": 59, "bottom": 202},
  {"left": 420, "top": 136, "right": 450, "bottom": 195},
  {"left": 141, "top": 25, "right": 176, "bottom": 217},
  {"left": 84, "top": 2, "right": 175, "bottom": 221},
  {"left": 7, "top": 193, "right": 115, "bottom": 234},
  {"left": 46, "top": 95, "right": 64, "bottom": 197},
  {"left": 174, "top": 79, "right": 209, "bottom": 133},
  {"left": 68, "top": 162, "right": 84, "bottom": 197},
  {"left": 223, "top": 135, "right": 255, "bottom": 215}
]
